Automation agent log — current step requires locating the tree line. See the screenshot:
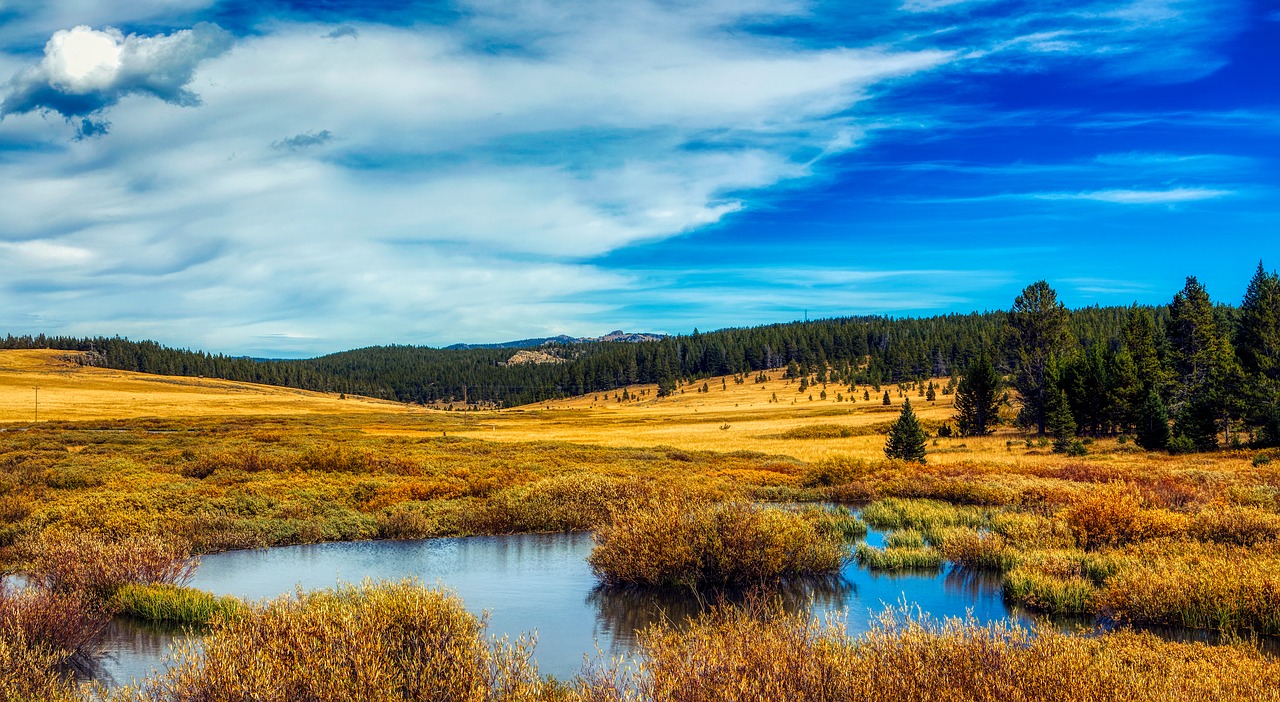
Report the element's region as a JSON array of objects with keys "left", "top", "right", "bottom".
[
  {"left": 949, "top": 264, "right": 1280, "bottom": 452},
  {"left": 6, "top": 264, "right": 1278, "bottom": 452}
]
